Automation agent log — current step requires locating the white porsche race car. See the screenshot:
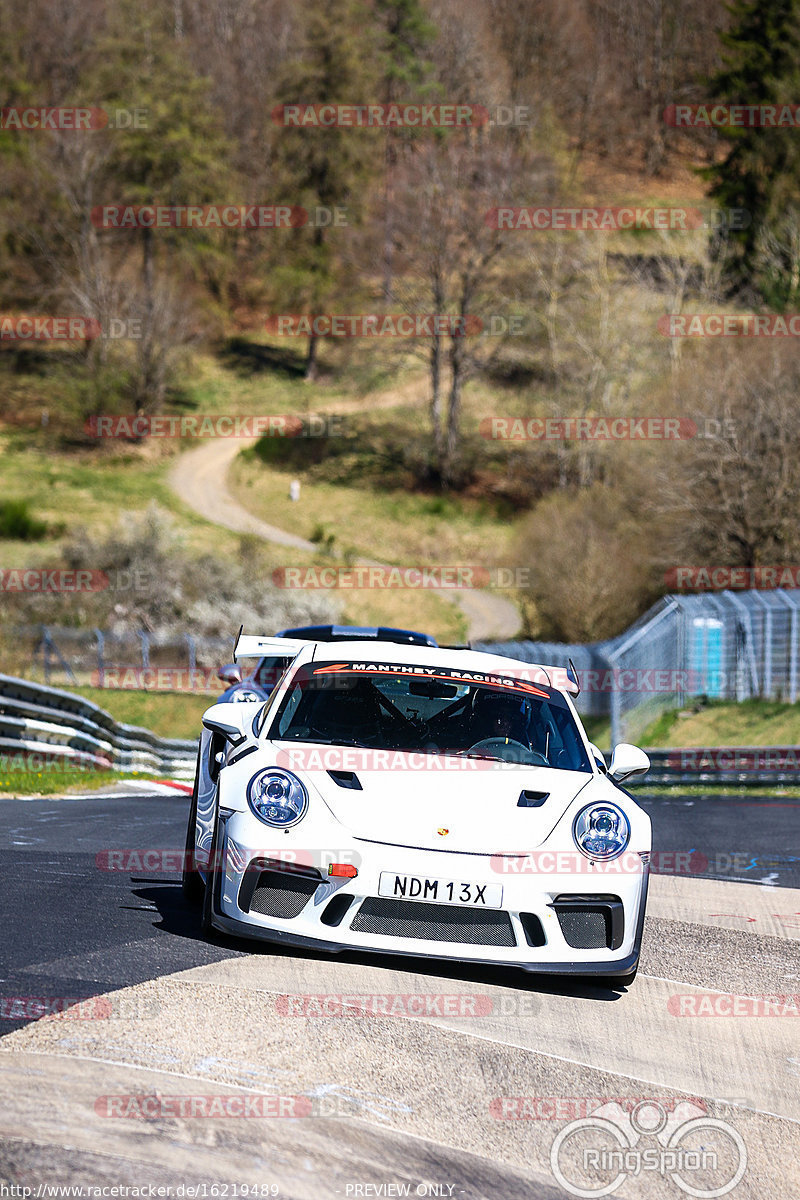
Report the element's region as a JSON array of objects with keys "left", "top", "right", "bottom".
[{"left": 183, "top": 633, "right": 651, "bottom": 987}]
